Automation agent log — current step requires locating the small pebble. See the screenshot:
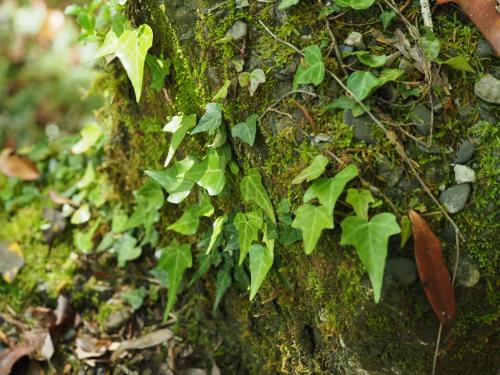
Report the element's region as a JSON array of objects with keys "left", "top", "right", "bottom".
[
  {"left": 474, "top": 75, "right": 500, "bottom": 104},
  {"left": 439, "top": 184, "right": 471, "bottom": 214},
  {"left": 476, "top": 39, "right": 494, "bottom": 58},
  {"left": 455, "top": 140, "right": 475, "bottom": 164},
  {"left": 454, "top": 164, "right": 476, "bottom": 184},
  {"left": 412, "top": 104, "right": 432, "bottom": 135},
  {"left": 385, "top": 257, "right": 418, "bottom": 285},
  {"left": 344, "top": 32, "right": 365, "bottom": 50},
  {"left": 457, "top": 260, "right": 480, "bottom": 287}
]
